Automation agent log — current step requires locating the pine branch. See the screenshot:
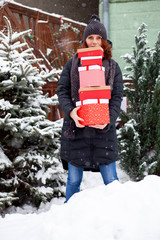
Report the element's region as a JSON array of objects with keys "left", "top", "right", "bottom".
[{"left": 3, "top": 16, "right": 12, "bottom": 44}]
